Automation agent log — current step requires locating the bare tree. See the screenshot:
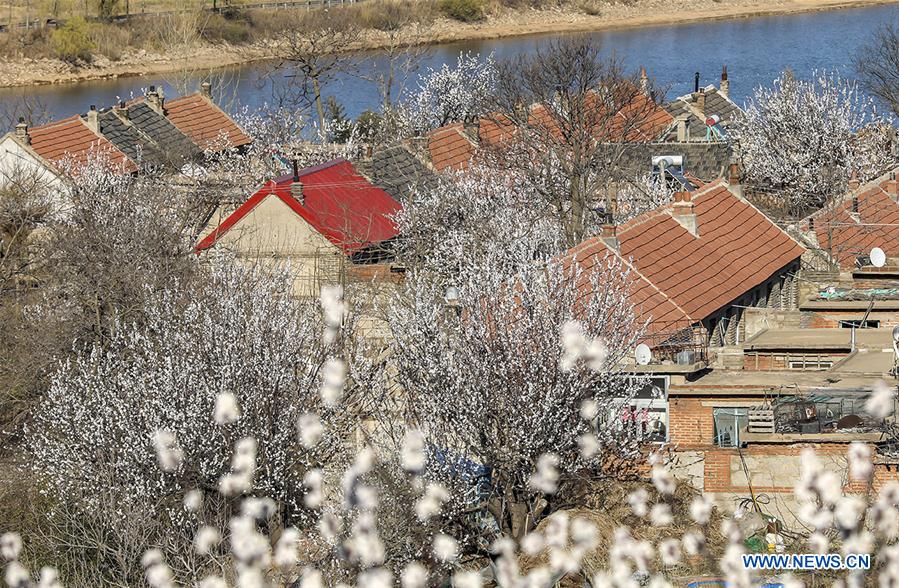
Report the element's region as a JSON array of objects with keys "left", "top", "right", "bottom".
[
  {"left": 856, "top": 21, "right": 899, "bottom": 116},
  {"left": 483, "top": 37, "right": 668, "bottom": 247},
  {"left": 273, "top": 10, "right": 360, "bottom": 129}
]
